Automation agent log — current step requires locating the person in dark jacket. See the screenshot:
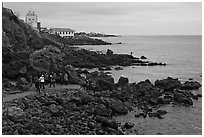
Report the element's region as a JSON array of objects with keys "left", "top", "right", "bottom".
[
  {"left": 49, "top": 74, "right": 55, "bottom": 87},
  {"left": 34, "top": 76, "right": 41, "bottom": 93}
]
